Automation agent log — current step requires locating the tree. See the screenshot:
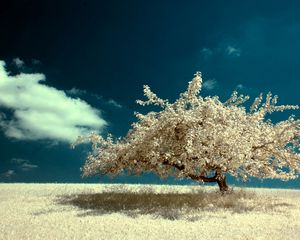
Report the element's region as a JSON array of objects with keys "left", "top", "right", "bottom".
[{"left": 73, "top": 72, "right": 300, "bottom": 192}]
